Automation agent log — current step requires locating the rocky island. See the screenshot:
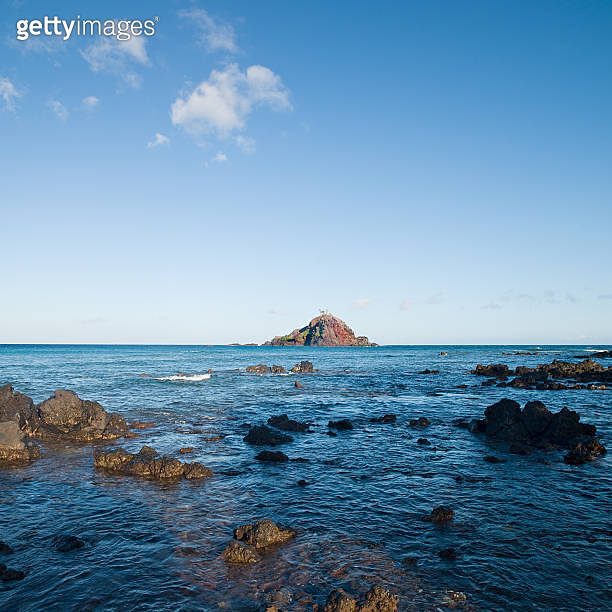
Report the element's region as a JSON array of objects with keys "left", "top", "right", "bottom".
[{"left": 263, "top": 313, "right": 376, "bottom": 347}]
